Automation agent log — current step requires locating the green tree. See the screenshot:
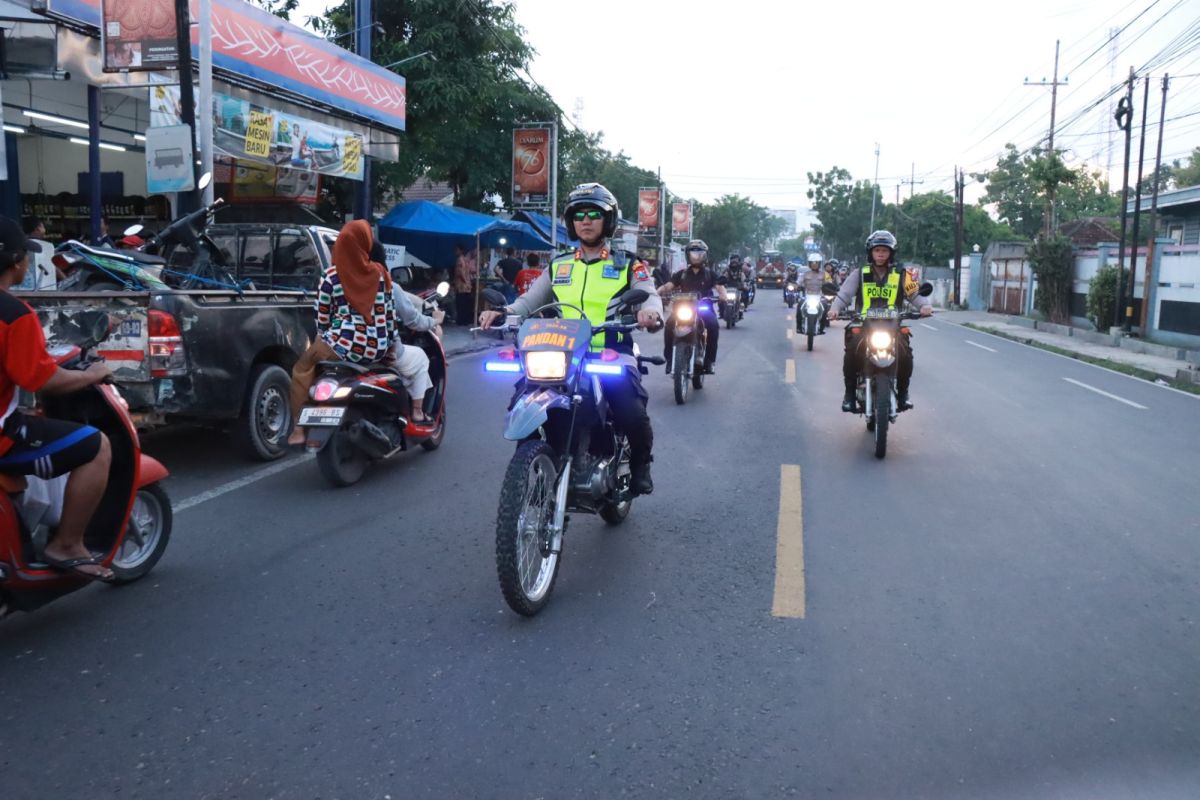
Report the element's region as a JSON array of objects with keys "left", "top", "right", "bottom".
[
  {"left": 1086, "top": 263, "right": 1125, "bottom": 331},
  {"left": 805, "top": 167, "right": 880, "bottom": 261},
  {"left": 558, "top": 130, "right": 658, "bottom": 220},
  {"left": 1028, "top": 234, "right": 1074, "bottom": 323},
  {"left": 1167, "top": 147, "right": 1200, "bottom": 189},
  {"left": 692, "top": 194, "right": 781, "bottom": 259},
  {"left": 975, "top": 144, "right": 1120, "bottom": 240},
  {"left": 317, "top": 0, "right": 560, "bottom": 210}
]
